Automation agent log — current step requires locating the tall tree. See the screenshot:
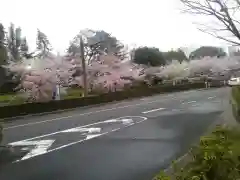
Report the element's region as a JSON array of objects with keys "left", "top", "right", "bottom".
[
  {"left": 20, "top": 37, "right": 29, "bottom": 58},
  {"left": 67, "top": 29, "right": 127, "bottom": 64},
  {"left": 163, "top": 49, "right": 188, "bottom": 63},
  {"left": 189, "top": 46, "right": 226, "bottom": 60},
  {"left": 0, "top": 24, "right": 10, "bottom": 87},
  {"left": 8, "top": 23, "right": 20, "bottom": 60},
  {"left": 133, "top": 47, "right": 166, "bottom": 66},
  {"left": 0, "top": 23, "right": 7, "bottom": 64},
  {"left": 180, "top": 0, "right": 240, "bottom": 46},
  {"left": 36, "top": 29, "right": 52, "bottom": 56},
  {"left": 7, "top": 23, "right": 26, "bottom": 61}
]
